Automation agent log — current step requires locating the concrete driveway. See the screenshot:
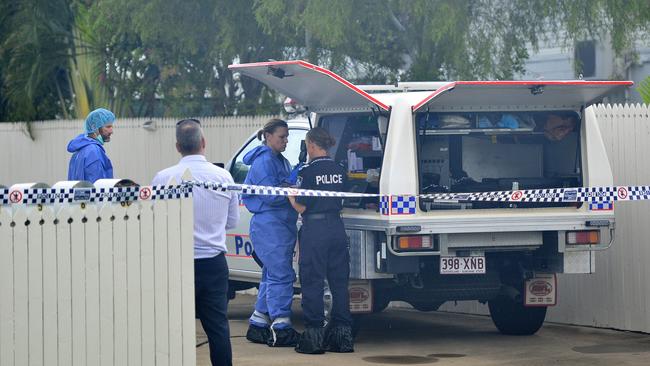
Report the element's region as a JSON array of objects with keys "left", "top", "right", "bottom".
[{"left": 197, "top": 294, "right": 650, "bottom": 365}]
